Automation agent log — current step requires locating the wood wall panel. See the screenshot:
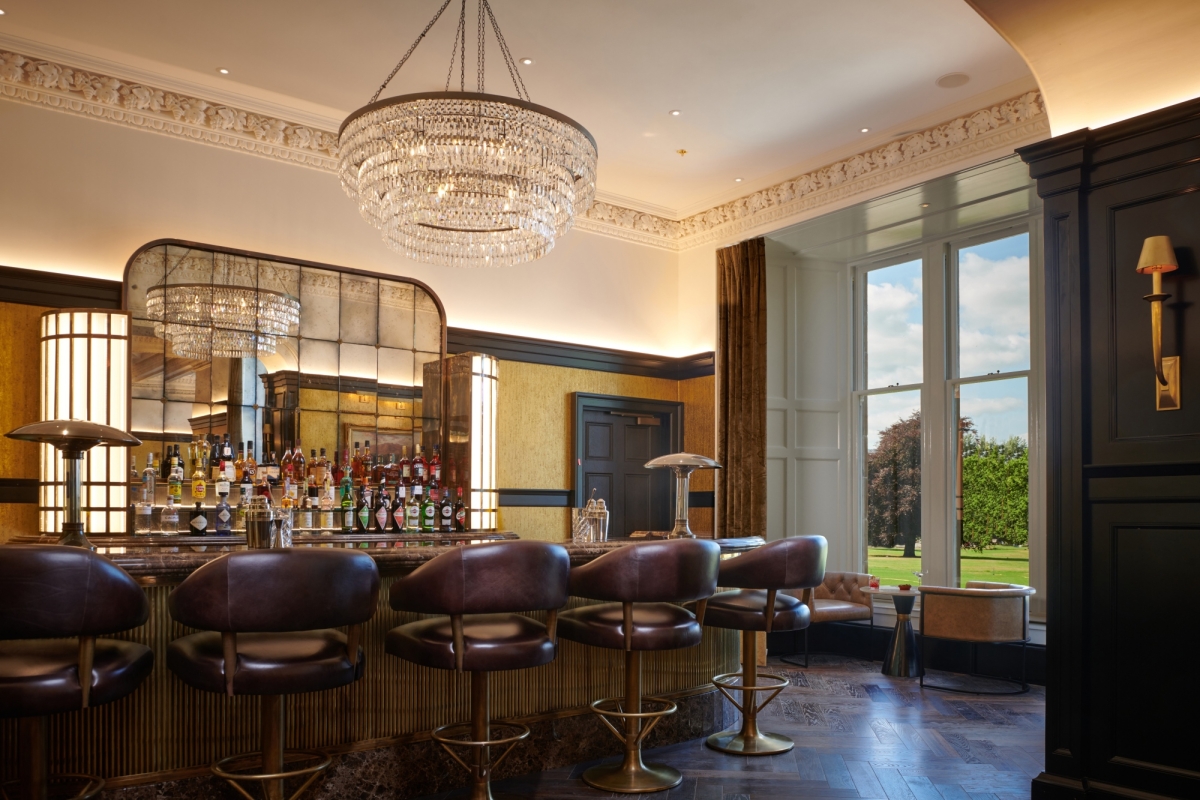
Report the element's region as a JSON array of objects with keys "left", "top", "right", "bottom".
[{"left": 0, "top": 301, "right": 48, "bottom": 541}]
